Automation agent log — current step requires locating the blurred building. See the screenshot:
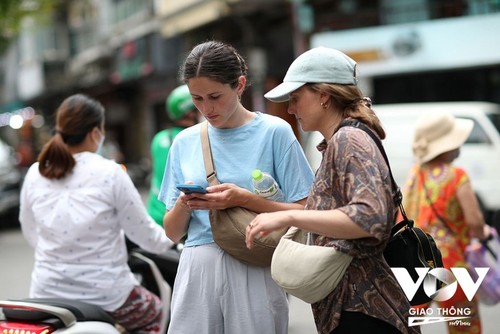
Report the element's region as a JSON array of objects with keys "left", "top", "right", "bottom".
[
  {"left": 310, "top": 0, "right": 500, "bottom": 104},
  {"left": 0, "top": 0, "right": 499, "bottom": 170}
]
